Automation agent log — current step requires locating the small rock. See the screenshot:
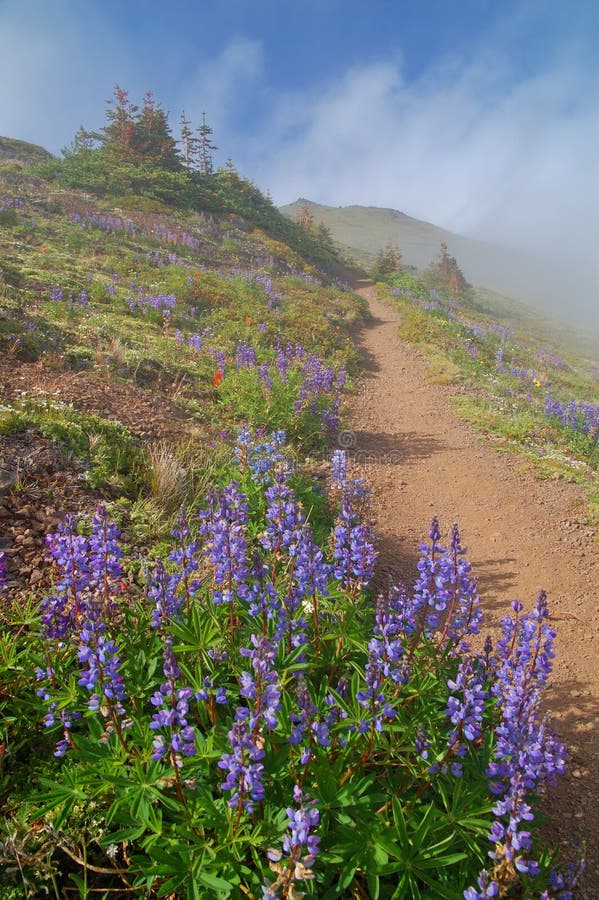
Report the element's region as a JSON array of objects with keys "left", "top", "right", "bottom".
[
  {"left": 0, "top": 469, "right": 17, "bottom": 495},
  {"left": 29, "top": 568, "right": 43, "bottom": 585}
]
